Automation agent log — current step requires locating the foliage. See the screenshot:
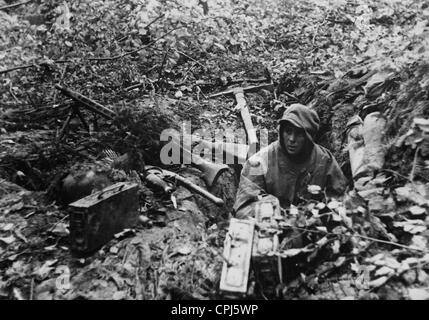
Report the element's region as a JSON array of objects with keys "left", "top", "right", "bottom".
[{"left": 0, "top": 0, "right": 429, "bottom": 300}]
